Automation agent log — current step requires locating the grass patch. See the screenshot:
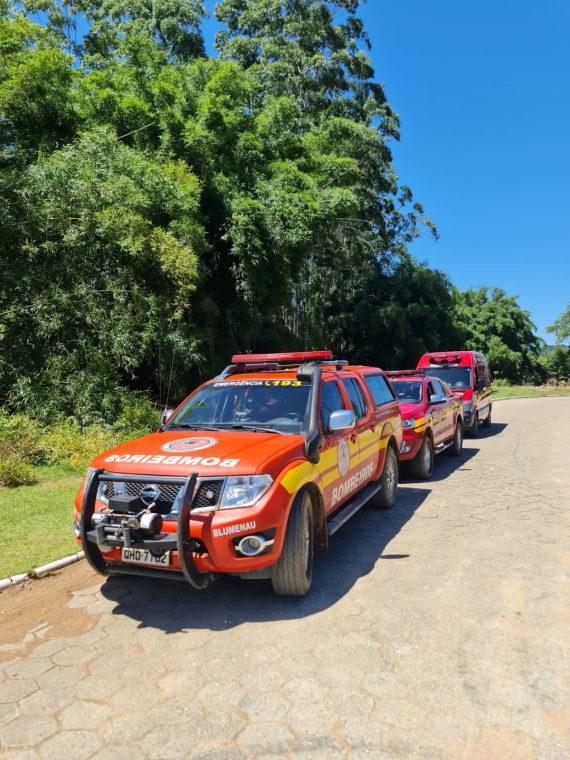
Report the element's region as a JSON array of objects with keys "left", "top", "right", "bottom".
[
  {"left": 0, "top": 465, "right": 83, "bottom": 579},
  {"left": 493, "top": 384, "right": 570, "bottom": 399}
]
